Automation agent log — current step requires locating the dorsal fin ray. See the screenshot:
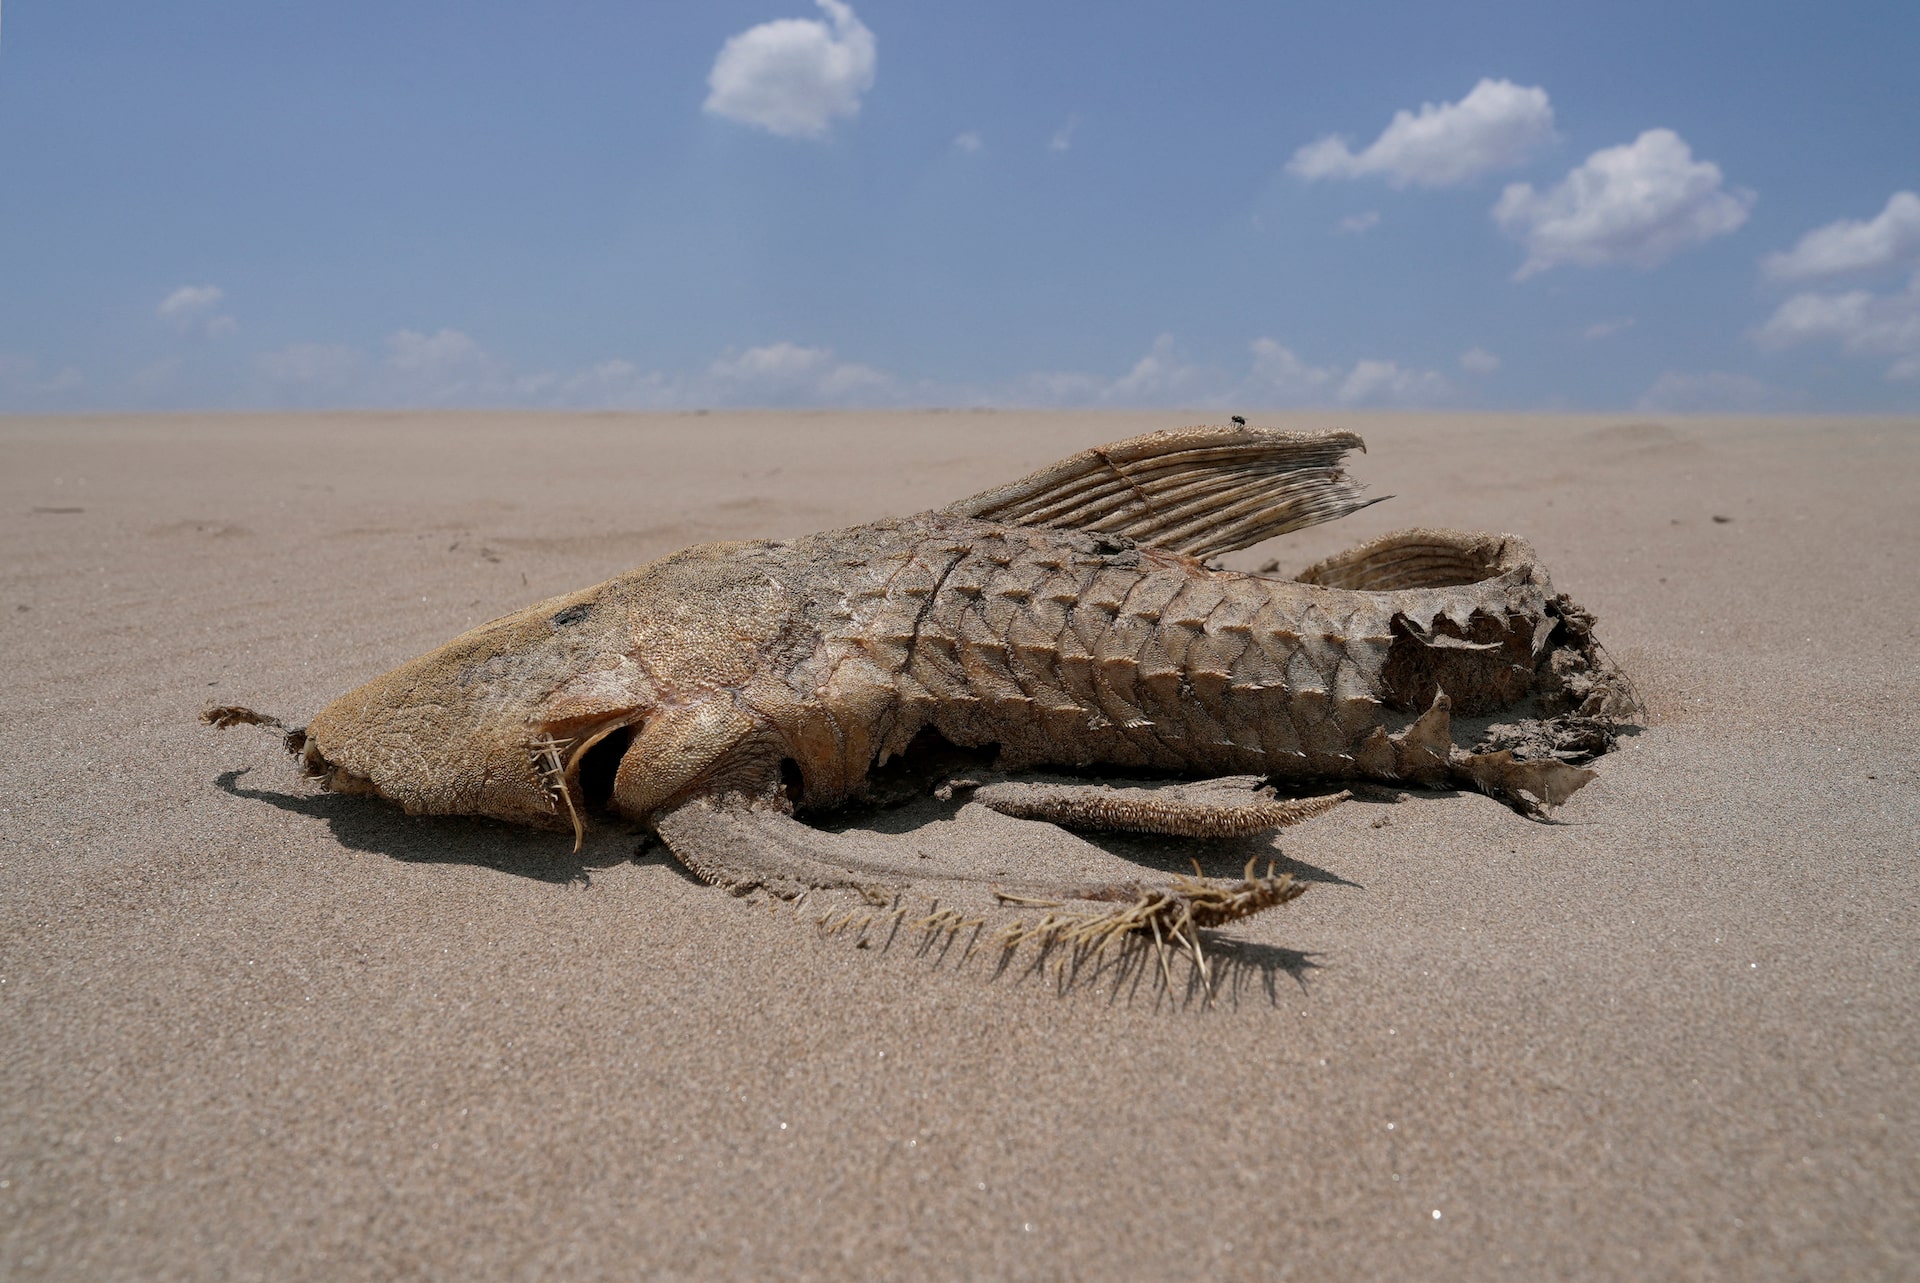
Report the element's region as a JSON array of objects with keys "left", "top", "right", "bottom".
[{"left": 941, "top": 425, "right": 1379, "bottom": 558}]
